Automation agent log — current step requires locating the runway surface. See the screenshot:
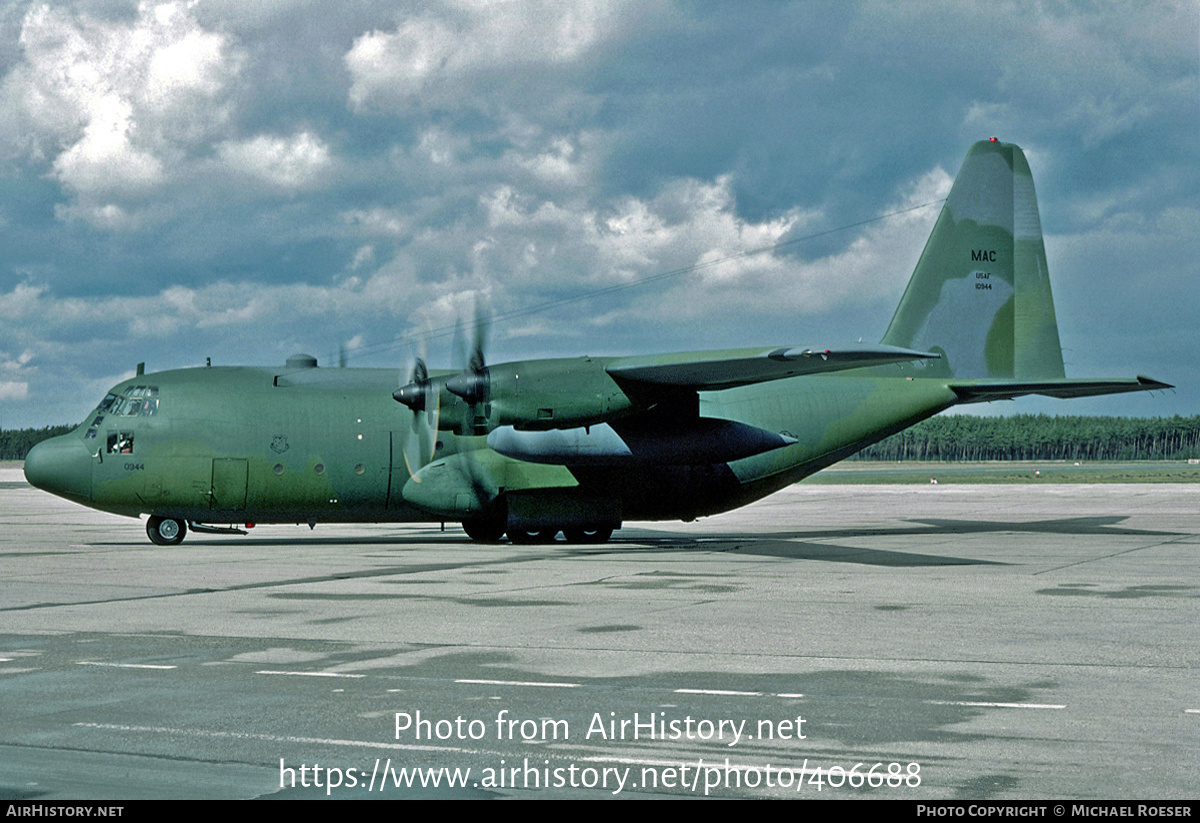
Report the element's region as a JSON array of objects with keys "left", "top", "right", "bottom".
[{"left": 1, "top": 467, "right": 1196, "bottom": 799}]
